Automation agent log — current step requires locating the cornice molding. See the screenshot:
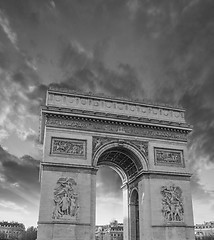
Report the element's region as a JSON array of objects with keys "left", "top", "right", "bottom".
[
  {"left": 43, "top": 112, "right": 189, "bottom": 142},
  {"left": 41, "top": 162, "right": 98, "bottom": 174},
  {"left": 38, "top": 221, "right": 91, "bottom": 226},
  {"left": 42, "top": 105, "right": 191, "bottom": 130},
  {"left": 122, "top": 170, "right": 191, "bottom": 186}
]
